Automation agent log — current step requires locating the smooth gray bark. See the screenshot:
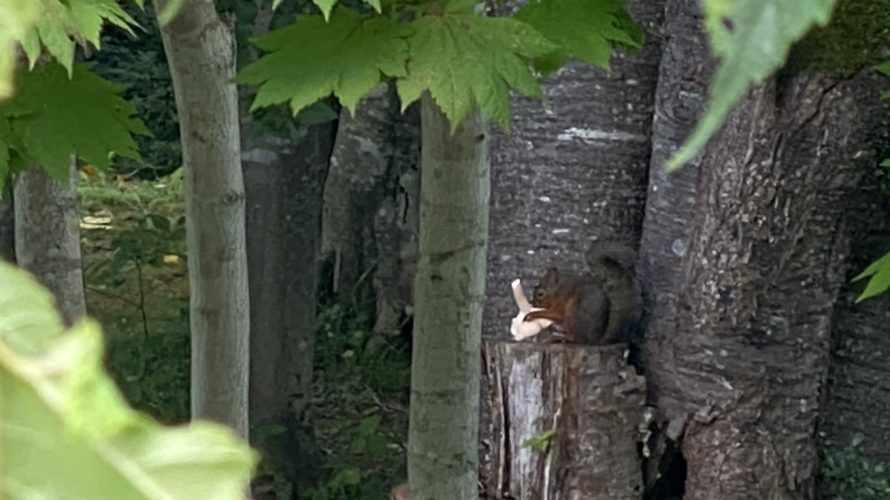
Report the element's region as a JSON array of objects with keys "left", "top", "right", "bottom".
[
  {"left": 408, "top": 94, "right": 489, "bottom": 499},
  {"left": 13, "top": 161, "right": 85, "bottom": 324},
  {"left": 157, "top": 0, "right": 250, "bottom": 438}
]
